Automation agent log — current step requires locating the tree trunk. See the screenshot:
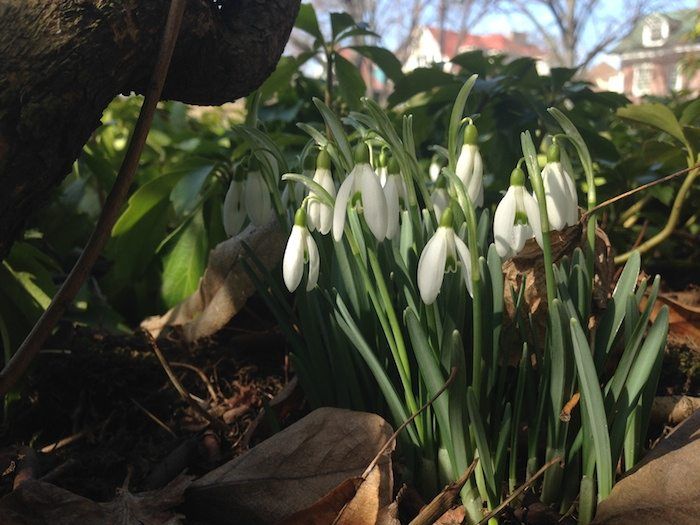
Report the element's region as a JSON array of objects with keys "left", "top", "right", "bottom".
[{"left": 0, "top": 0, "right": 300, "bottom": 259}]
